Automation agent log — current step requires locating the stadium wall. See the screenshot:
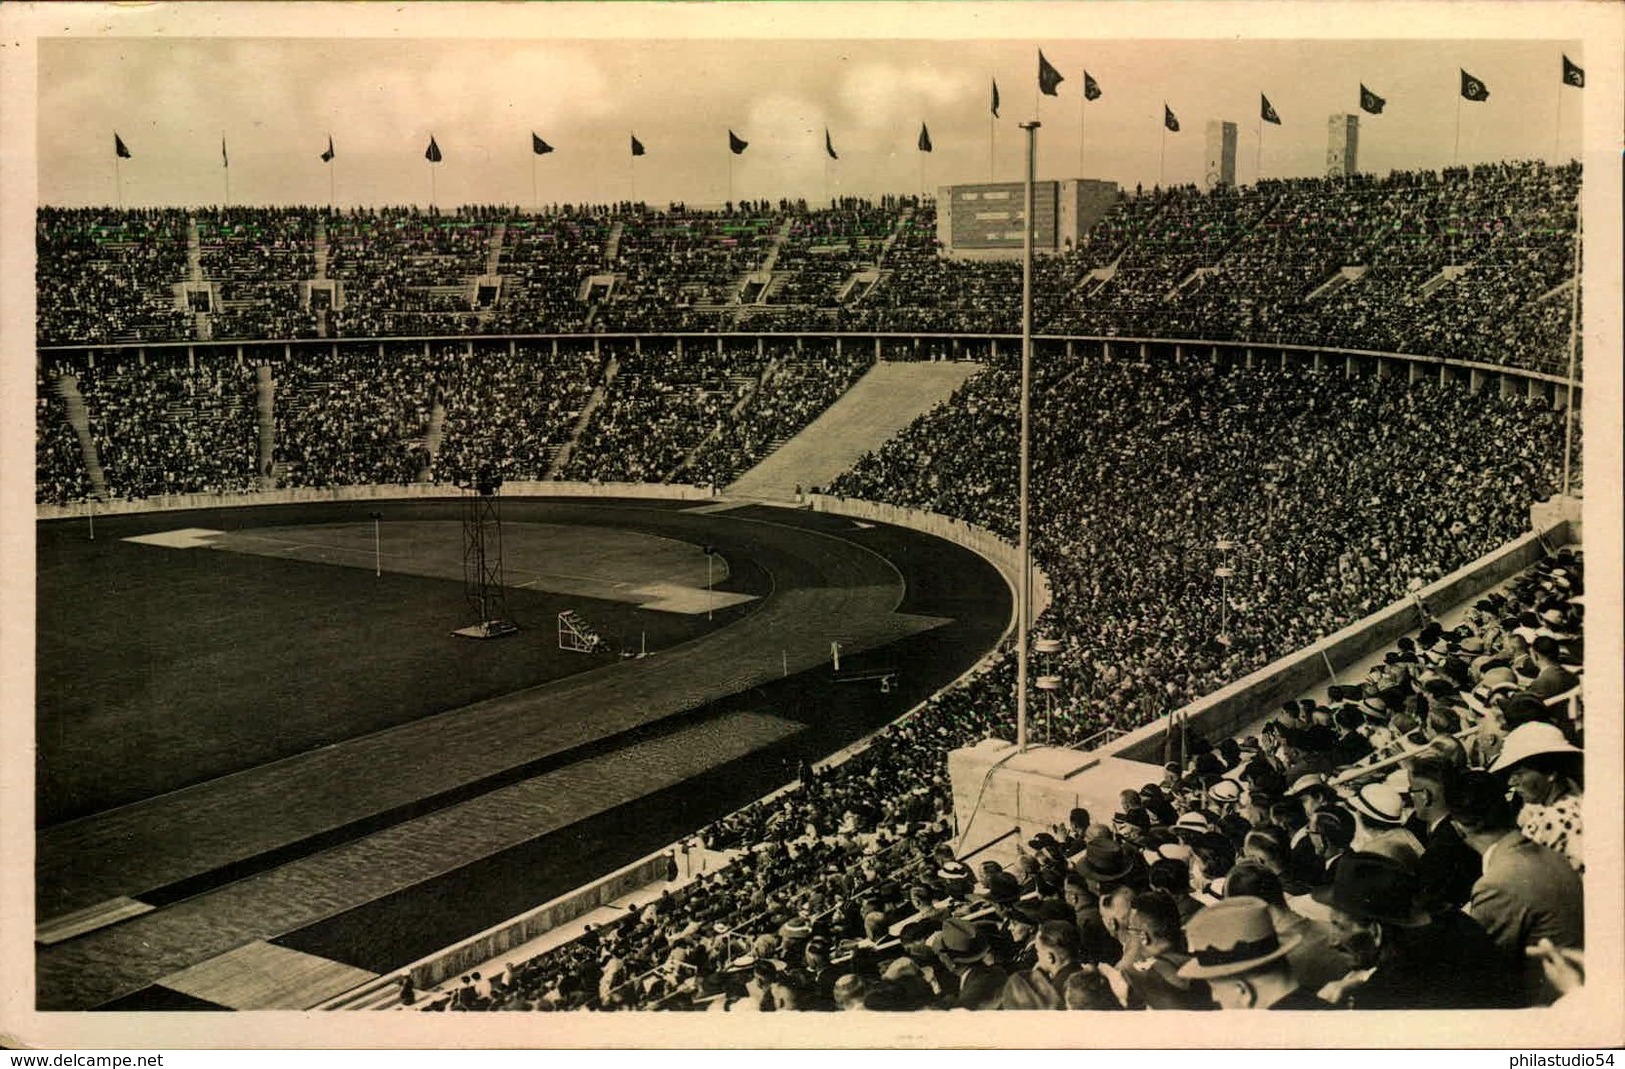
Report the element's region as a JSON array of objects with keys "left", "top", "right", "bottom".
[{"left": 32, "top": 479, "right": 716, "bottom": 521}]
